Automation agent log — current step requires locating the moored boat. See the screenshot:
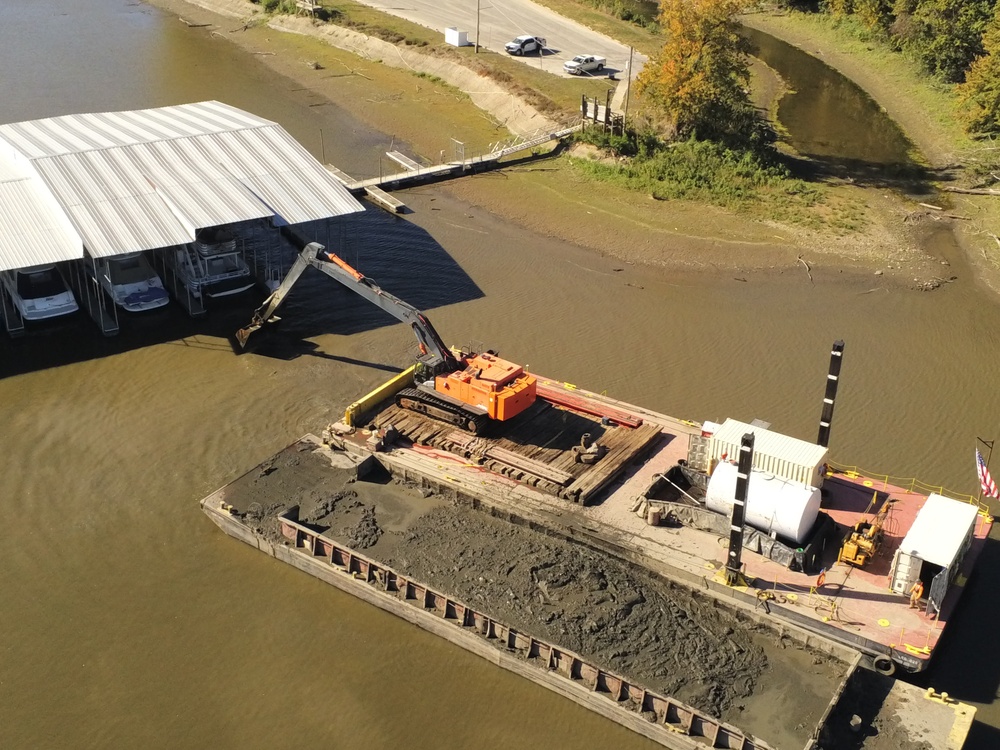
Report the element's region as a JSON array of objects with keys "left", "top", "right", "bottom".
[{"left": 0, "top": 263, "right": 79, "bottom": 321}]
